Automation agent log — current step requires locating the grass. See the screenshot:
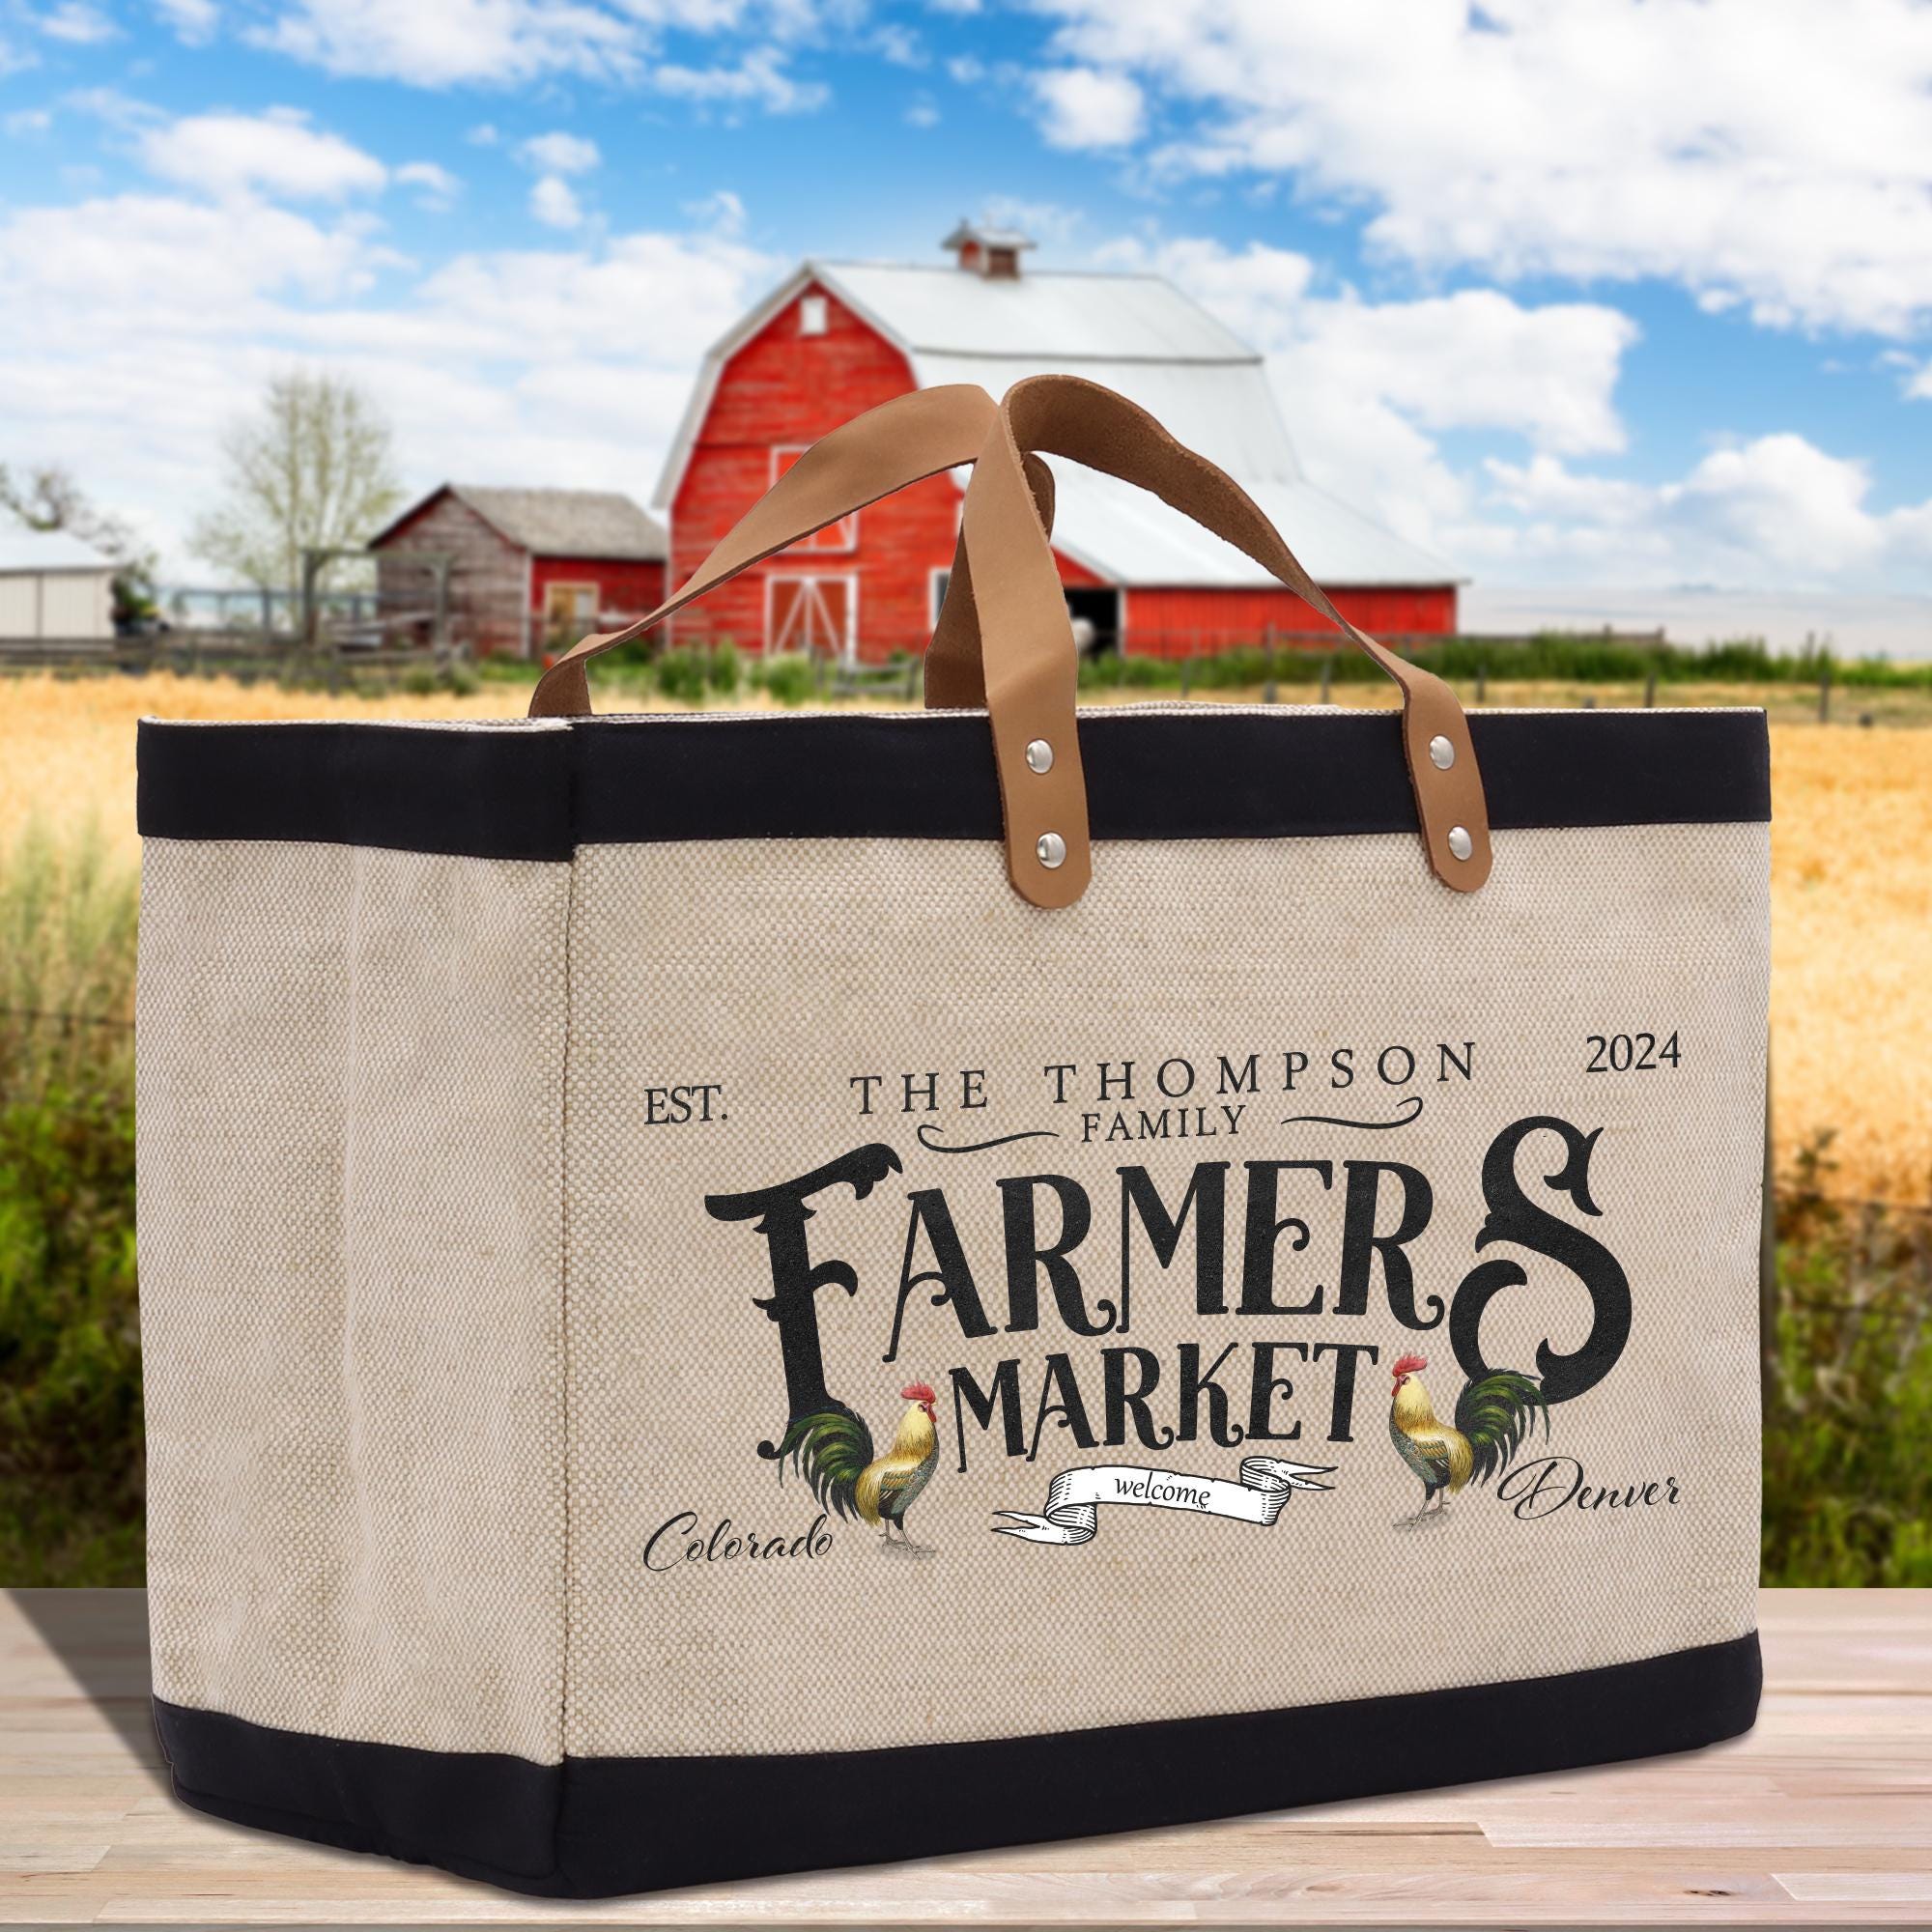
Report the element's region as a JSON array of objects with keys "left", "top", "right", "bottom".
[
  {"left": 1762, "top": 1138, "right": 1932, "bottom": 1586},
  {"left": 1766, "top": 728, "right": 1932, "bottom": 1208},
  {"left": 0, "top": 823, "right": 141, "bottom": 1586}
]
